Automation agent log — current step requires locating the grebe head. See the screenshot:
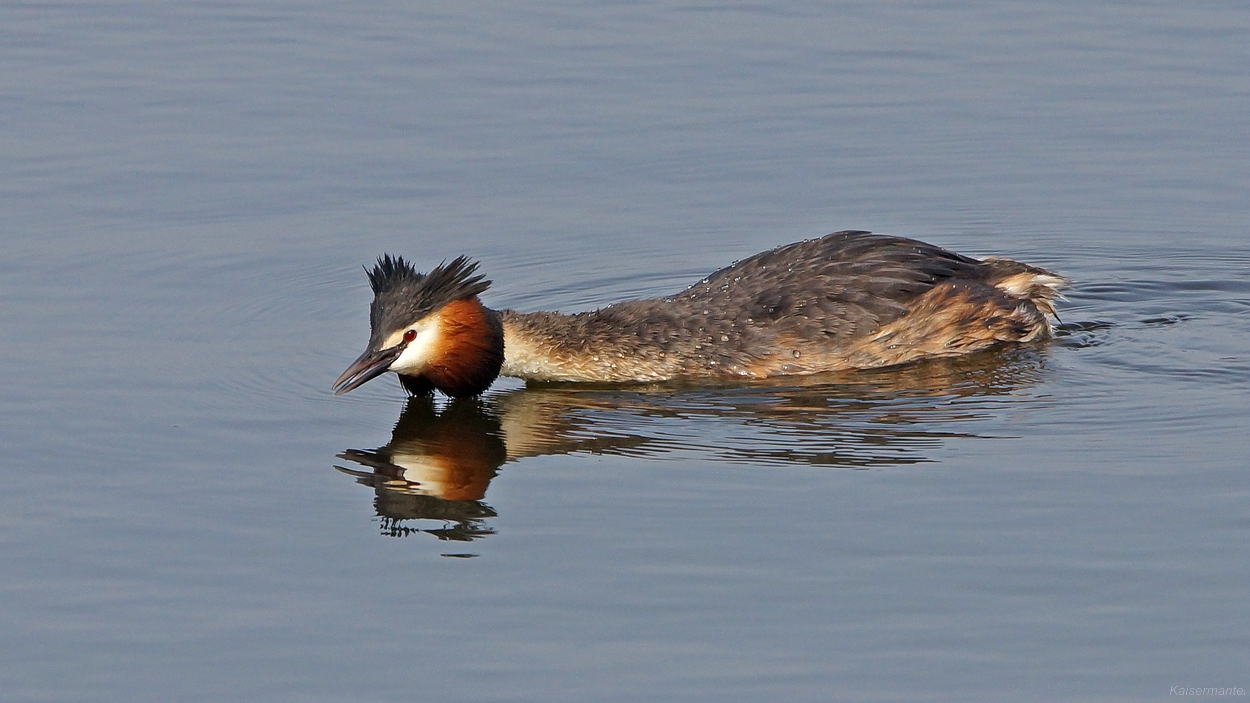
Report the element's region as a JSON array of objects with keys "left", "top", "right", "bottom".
[{"left": 333, "top": 255, "right": 504, "bottom": 398}]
